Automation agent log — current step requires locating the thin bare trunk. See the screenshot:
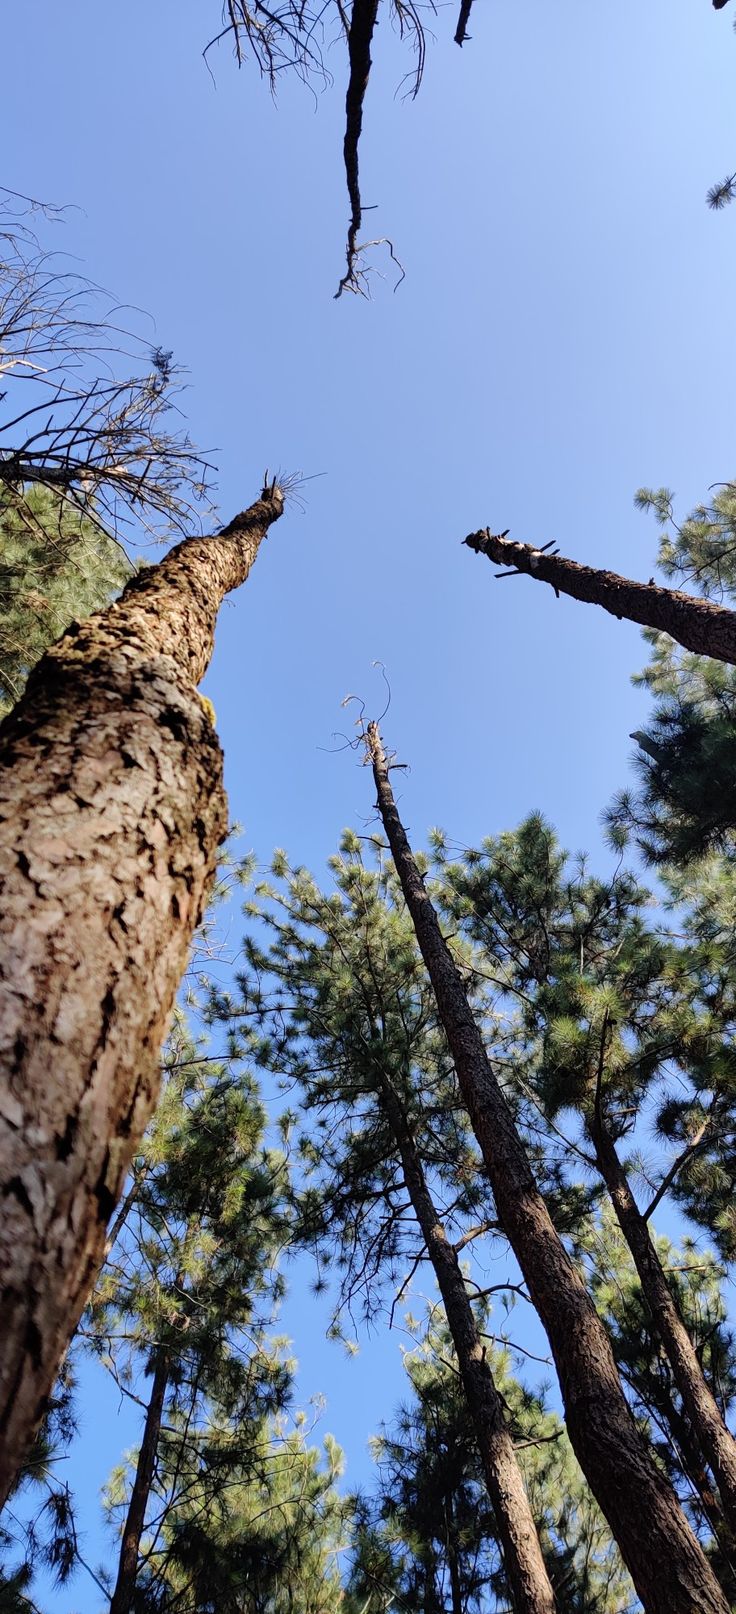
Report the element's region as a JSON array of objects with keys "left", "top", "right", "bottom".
[
  {"left": 105, "top": 1169, "right": 147, "bottom": 1258},
  {"left": 366, "top": 719, "right": 729, "bottom": 1614},
  {"left": 336, "top": 0, "right": 380, "bottom": 295},
  {"left": 0, "top": 484, "right": 283, "bottom": 1502},
  {"left": 109, "top": 1348, "right": 169, "bottom": 1614},
  {"left": 464, "top": 528, "right": 736, "bottom": 665},
  {"left": 591, "top": 1116, "right": 736, "bottom": 1536},
  {"left": 446, "top": 1507, "right": 464, "bottom": 1614},
  {"left": 380, "top": 1069, "right": 557, "bottom": 1614}
]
